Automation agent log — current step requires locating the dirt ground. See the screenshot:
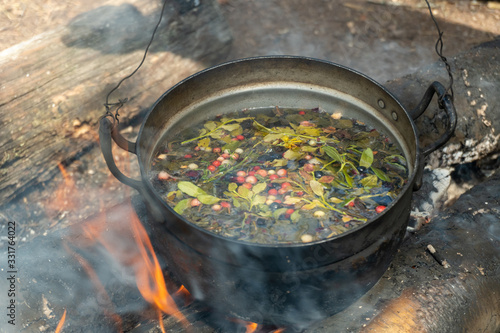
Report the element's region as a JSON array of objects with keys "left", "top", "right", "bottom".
[{"left": 1, "top": 0, "right": 499, "bottom": 82}]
